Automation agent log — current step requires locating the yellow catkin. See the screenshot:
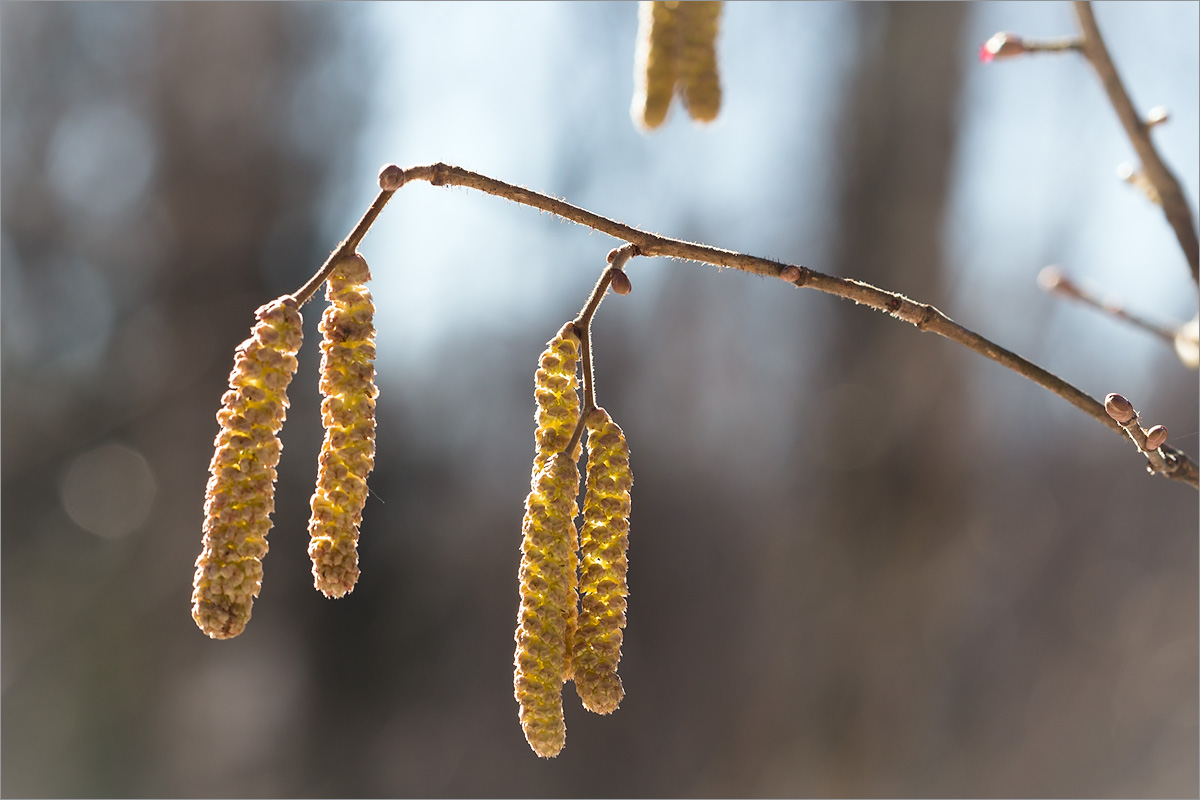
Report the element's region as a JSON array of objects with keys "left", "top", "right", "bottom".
[
  {"left": 514, "top": 452, "right": 581, "bottom": 758},
  {"left": 572, "top": 407, "right": 633, "bottom": 714},
  {"left": 677, "top": 0, "right": 723, "bottom": 123},
  {"left": 308, "top": 253, "right": 379, "bottom": 598},
  {"left": 192, "top": 296, "right": 303, "bottom": 639},
  {"left": 631, "top": 1, "right": 681, "bottom": 130},
  {"left": 532, "top": 323, "right": 582, "bottom": 476},
  {"left": 530, "top": 323, "right": 582, "bottom": 681}
]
